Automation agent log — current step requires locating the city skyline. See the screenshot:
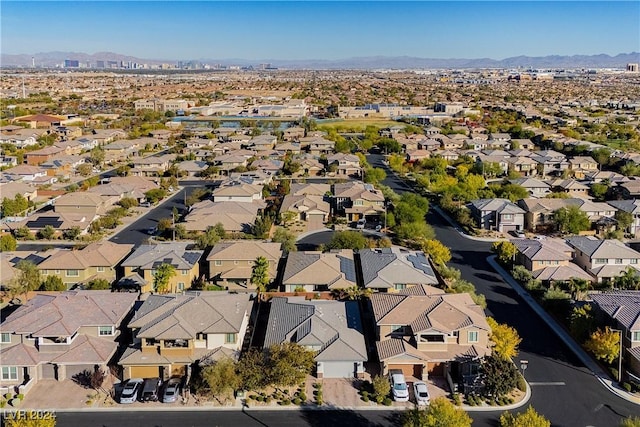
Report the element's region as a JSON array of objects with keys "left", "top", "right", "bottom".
[{"left": 2, "top": 1, "right": 639, "bottom": 61}]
